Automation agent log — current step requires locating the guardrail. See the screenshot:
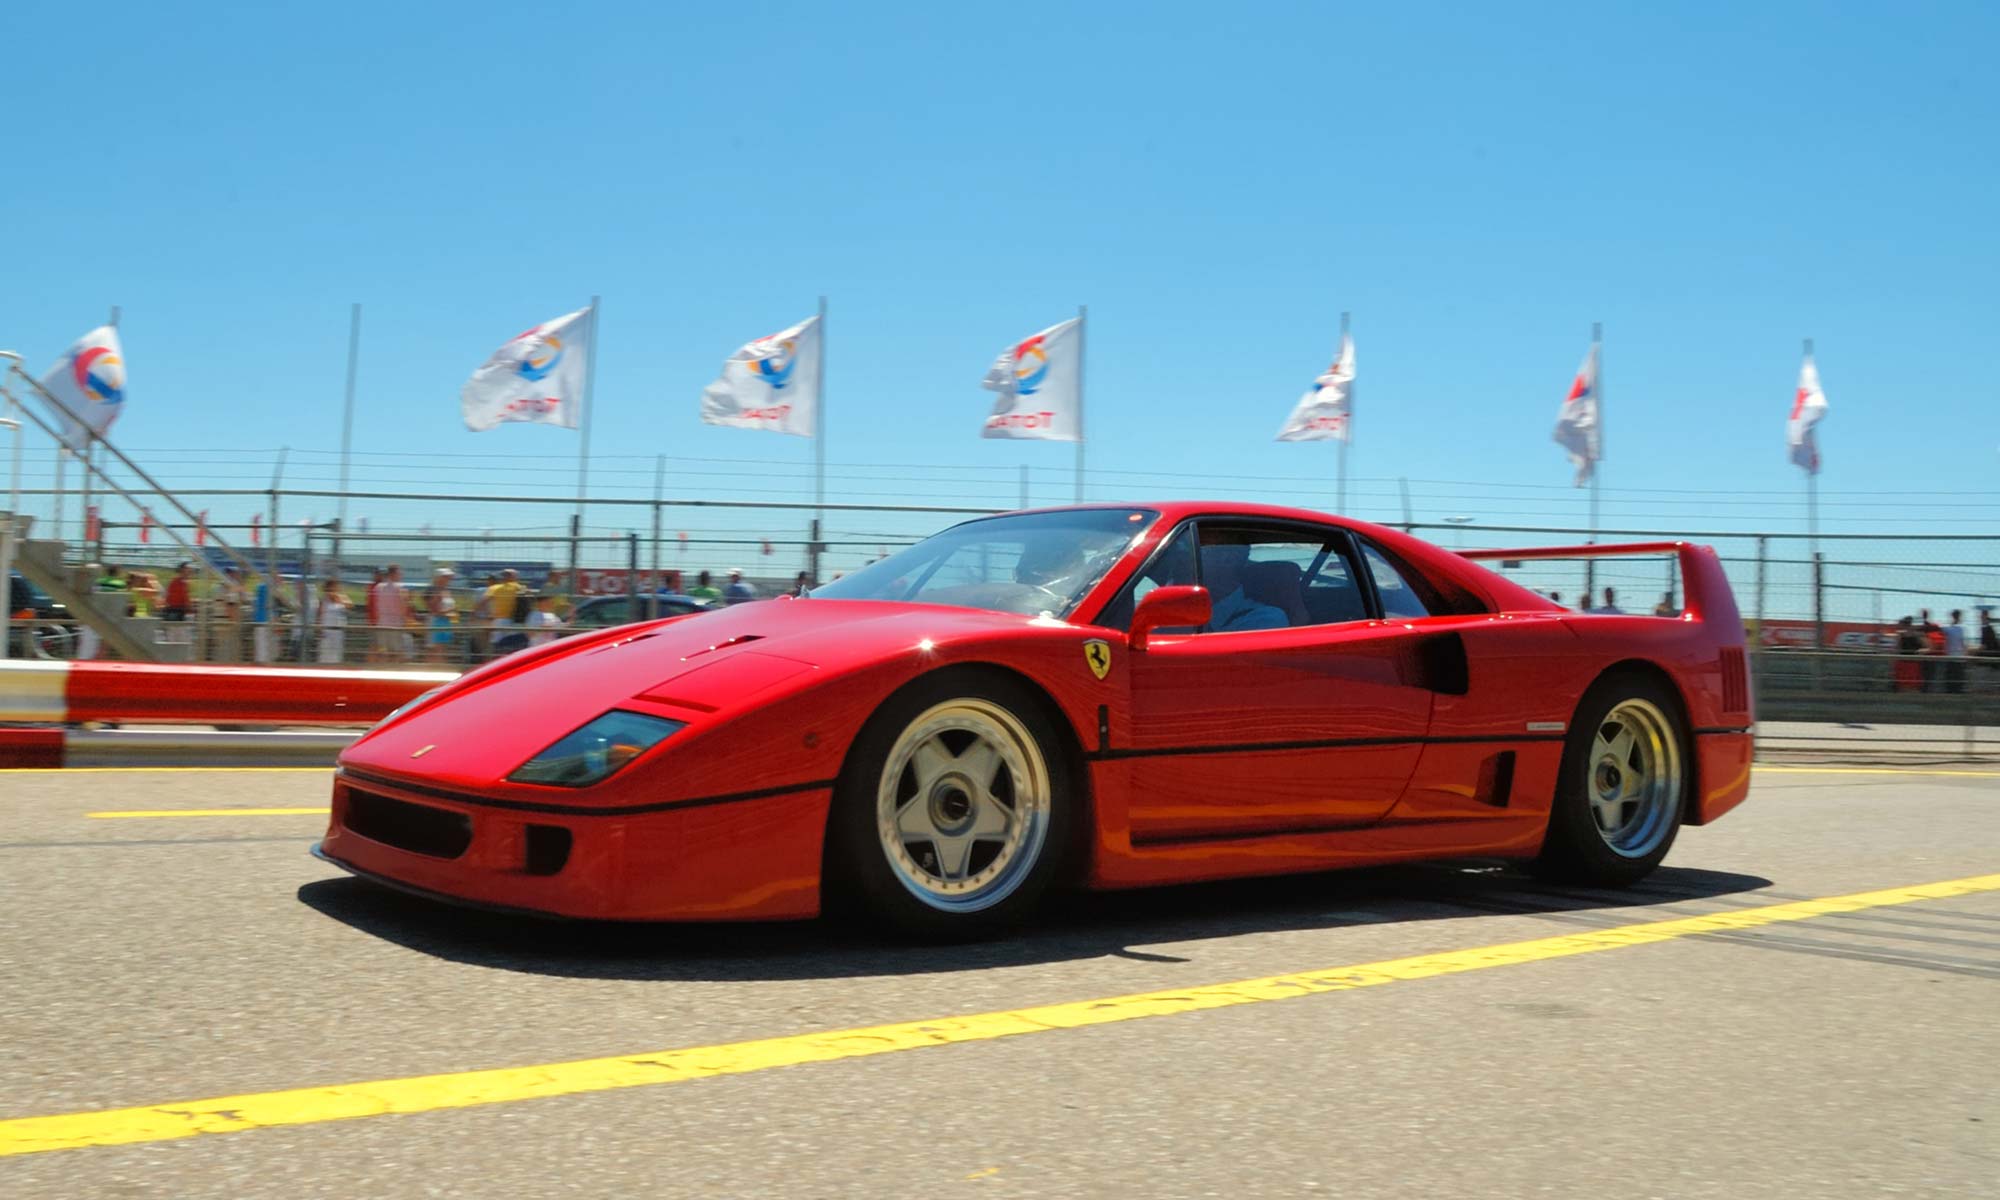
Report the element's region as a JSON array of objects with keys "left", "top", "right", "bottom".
[
  {"left": 0, "top": 660, "right": 454, "bottom": 727},
  {"left": 0, "top": 727, "right": 360, "bottom": 768}
]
